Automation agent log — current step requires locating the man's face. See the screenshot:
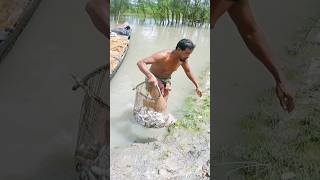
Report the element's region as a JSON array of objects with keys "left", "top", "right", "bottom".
[{"left": 178, "top": 48, "right": 193, "bottom": 61}]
